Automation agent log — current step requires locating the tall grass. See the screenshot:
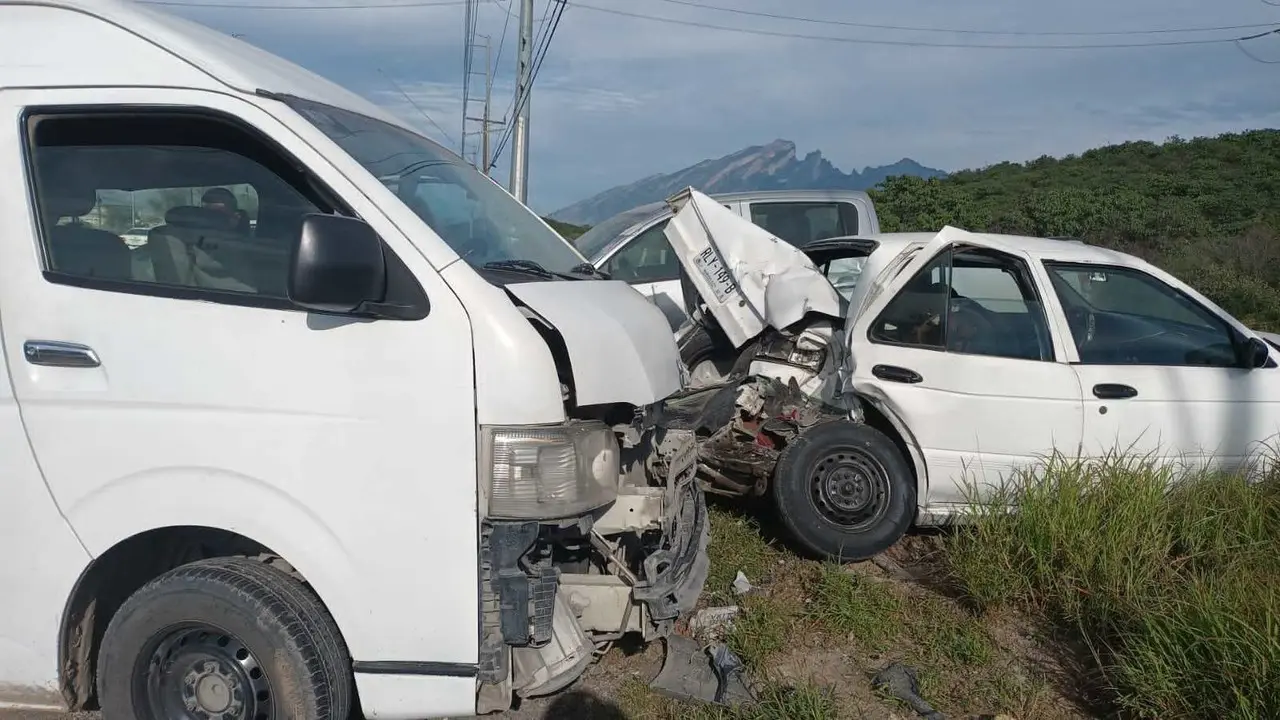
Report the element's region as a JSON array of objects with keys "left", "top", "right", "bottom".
[{"left": 943, "top": 452, "right": 1280, "bottom": 719}]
